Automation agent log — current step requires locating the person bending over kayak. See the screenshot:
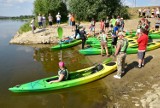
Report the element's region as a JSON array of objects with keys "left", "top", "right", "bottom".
[{"left": 49, "top": 62, "right": 69, "bottom": 83}]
